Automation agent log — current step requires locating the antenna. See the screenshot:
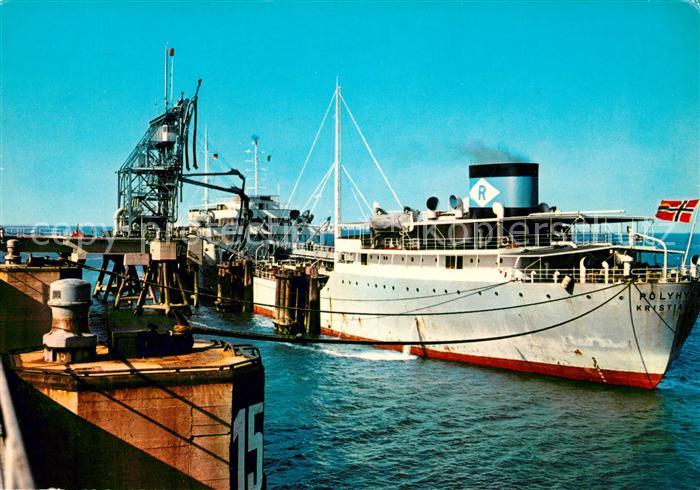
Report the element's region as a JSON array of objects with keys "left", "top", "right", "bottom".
[
  {"left": 334, "top": 77, "right": 342, "bottom": 239},
  {"left": 204, "top": 125, "right": 209, "bottom": 210},
  {"left": 163, "top": 45, "right": 169, "bottom": 110},
  {"left": 169, "top": 47, "right": 175, "bottom": 105}
]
